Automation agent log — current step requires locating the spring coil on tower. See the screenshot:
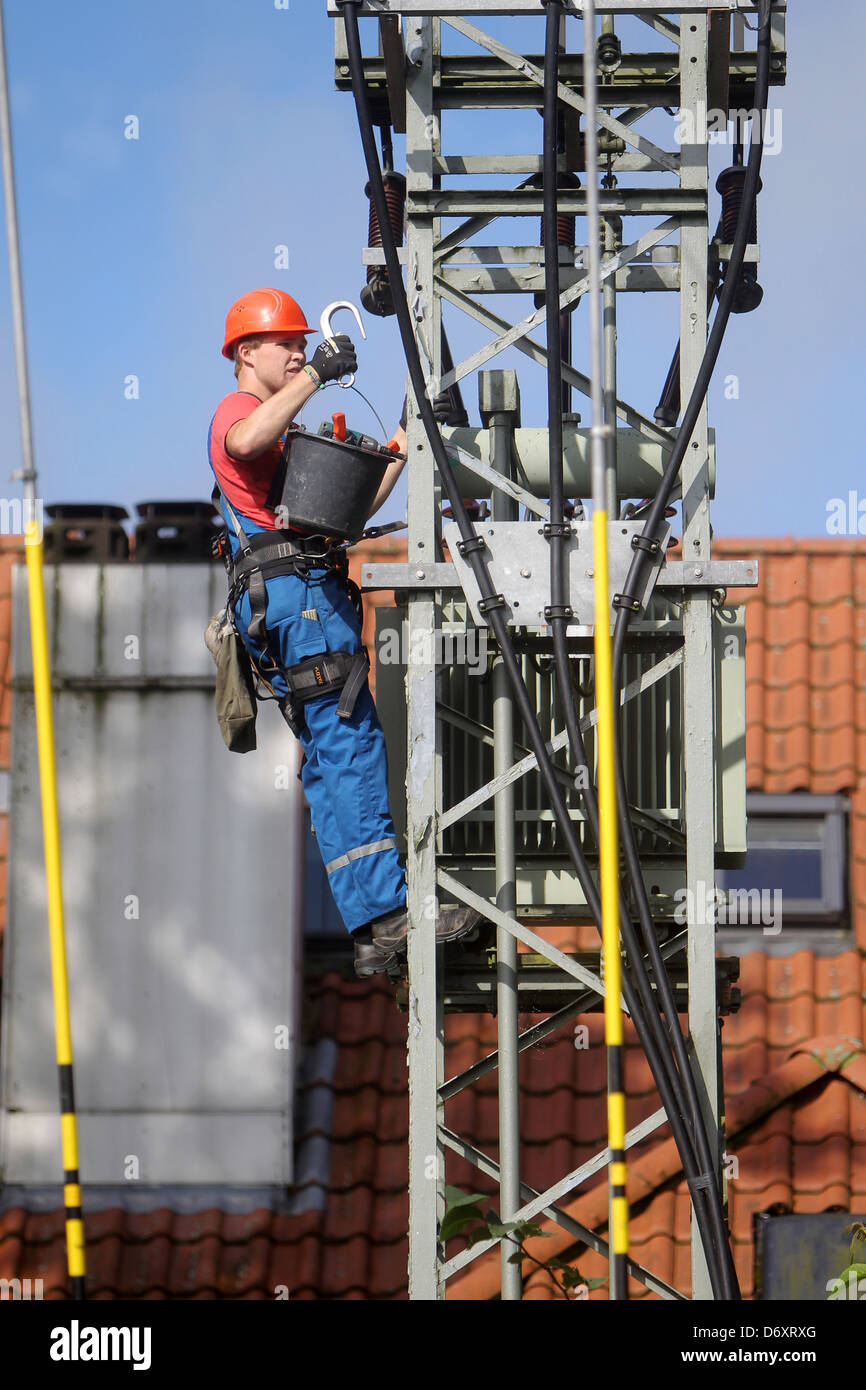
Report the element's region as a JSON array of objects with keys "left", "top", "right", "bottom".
[
  {"left": 534, "top": 170, "right": 581, "bottom": 312},
  {"left": 361, "top": 171, "right": 406, "bottom": 318}
]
